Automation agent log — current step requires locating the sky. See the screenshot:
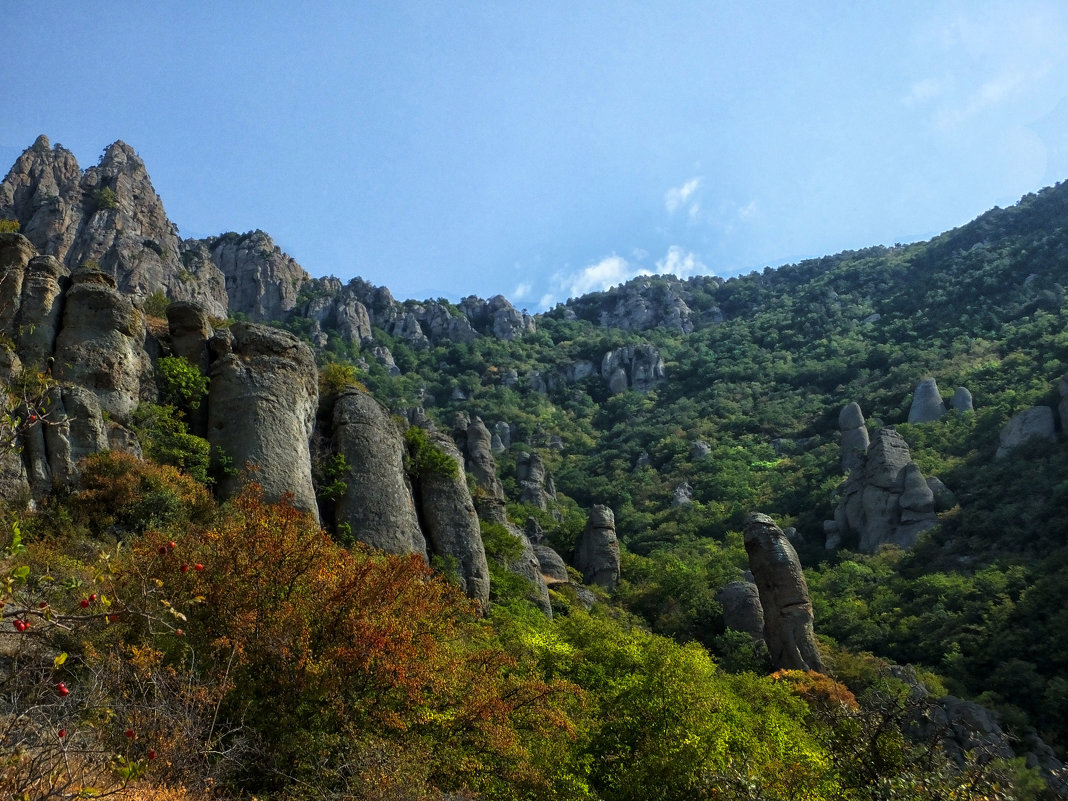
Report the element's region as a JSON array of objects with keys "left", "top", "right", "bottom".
[{"left": 3, "top": 1, "right": 1068, "bottom": 311}]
